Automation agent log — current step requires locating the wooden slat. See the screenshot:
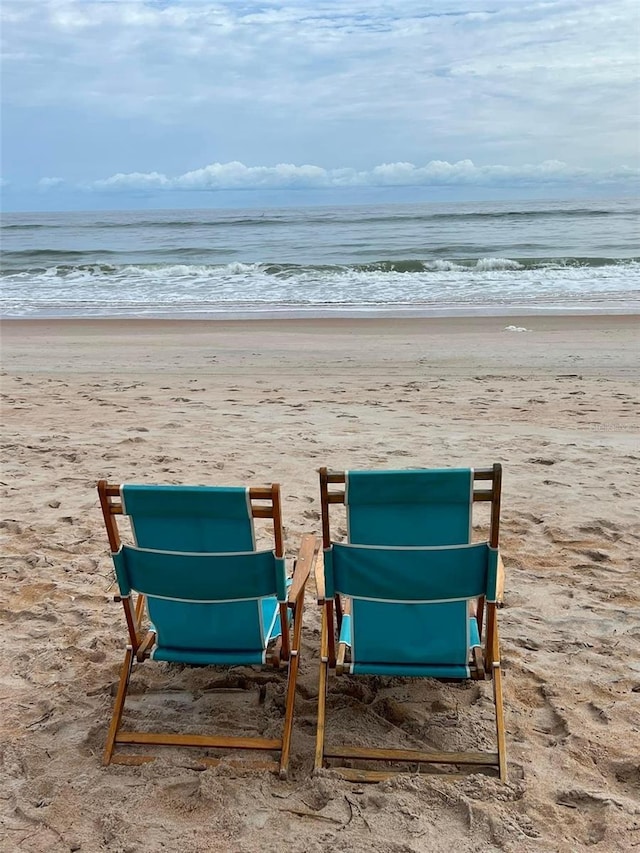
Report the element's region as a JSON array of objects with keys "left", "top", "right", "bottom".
[
  {"left": 315, "top": 554, "right": 326, "bottom": 603},
  {"left": 335, "top": 642, "right": 348, "bottom": 675},
  {"left": 472, "top": 645, "right": 485, "bottom": 679},
  {"left": 494, "top": 664, "right": 507, "bottom": 782},
  {"left": 251, "top": 507, "right": 274, "bottom": 518},
  {"left": 490, "top": 462, "right": 502, "bottom": 547},
  {"left": 473, "top": 468, "right": 496, "bottom": 479},
  {"left": 325, "top": 601, "right": 336, "bottom": 667},
  {"left": 327, "top": 493, "right": 346, "bottom": 504},
  {"left": 271, "top": 483, "right": 284, "bottom": 559},
  {"left": 280, "top": 590, "right": 306, "bottom": 777},
  {"left": 314, "top": 609, "right": 329, "bottom": 771},
  {"left": 324, "top": 745, "right": 499, "bottom": 766},
  {"left": 288, "top": 534, "right": 317, "bottom": 604},
  {"left": 115, "top": 732, "right": 281, "bottom": 751},
  {"left": 135, "top": 631, "right": 156, "bottom": 662},
  {"left": 248, "top": 486, "right": 275, "bottom": 500},
  {"left": 102, "top": 647, "right": 133, "bottom": 765}
]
